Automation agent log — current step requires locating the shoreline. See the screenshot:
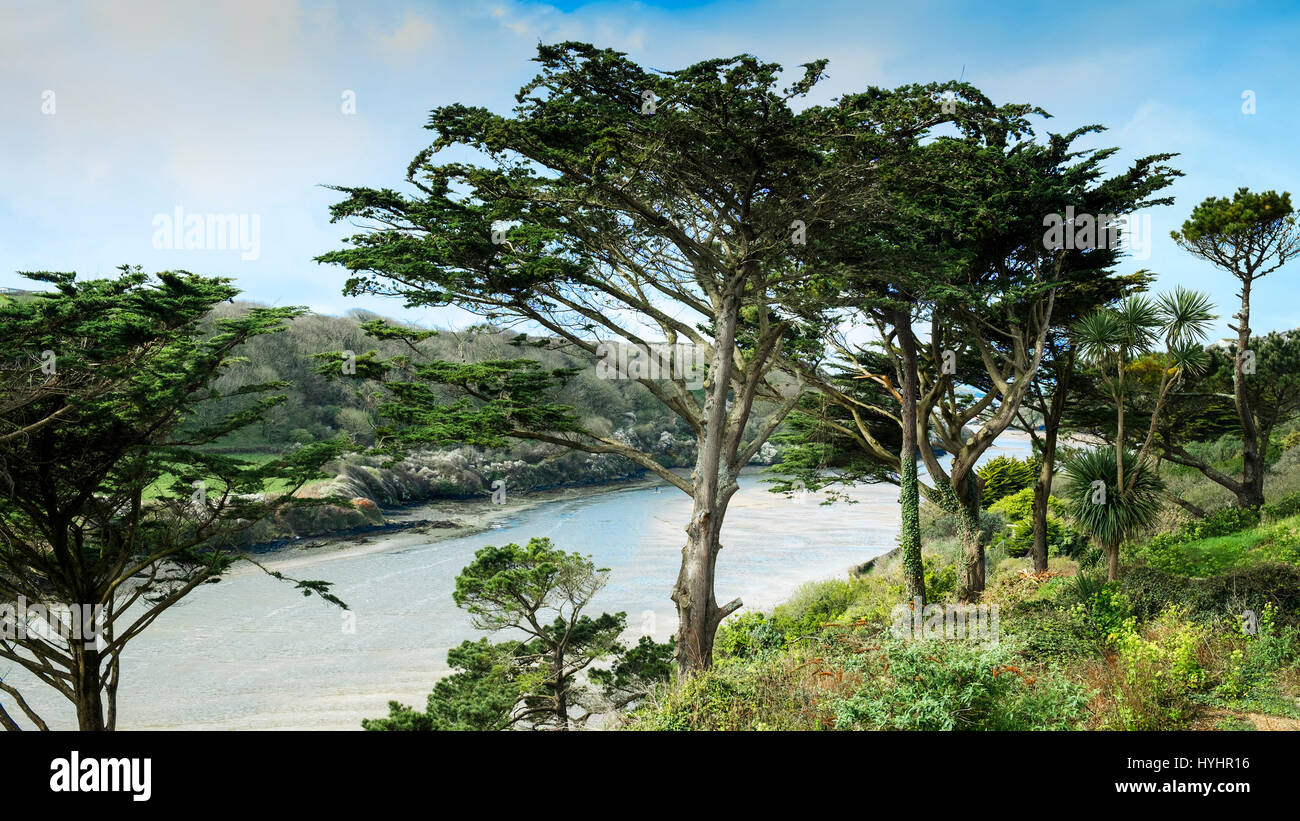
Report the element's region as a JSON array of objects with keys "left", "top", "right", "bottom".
[{"left": 245, "top": 471, "right": 676, "bottom": 572}]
